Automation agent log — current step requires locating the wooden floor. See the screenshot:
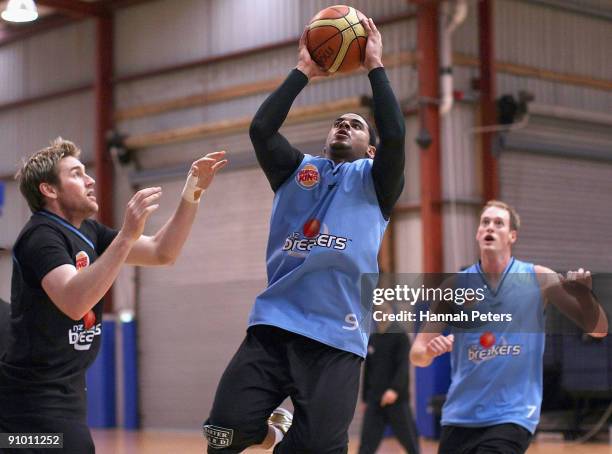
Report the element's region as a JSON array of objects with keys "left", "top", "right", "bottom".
[{"left": 92, "top": 429, "right": 612, "bottom": 453}]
